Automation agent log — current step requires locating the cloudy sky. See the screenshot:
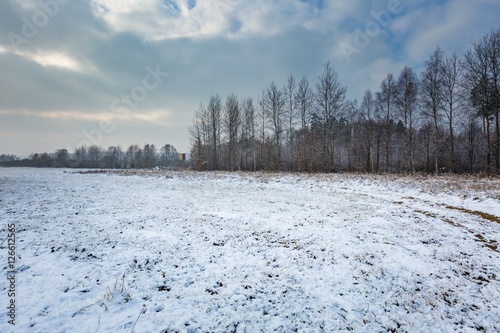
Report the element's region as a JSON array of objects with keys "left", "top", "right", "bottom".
[{"left": 0, "top": 0, "right": 499, "bottom": 156}]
